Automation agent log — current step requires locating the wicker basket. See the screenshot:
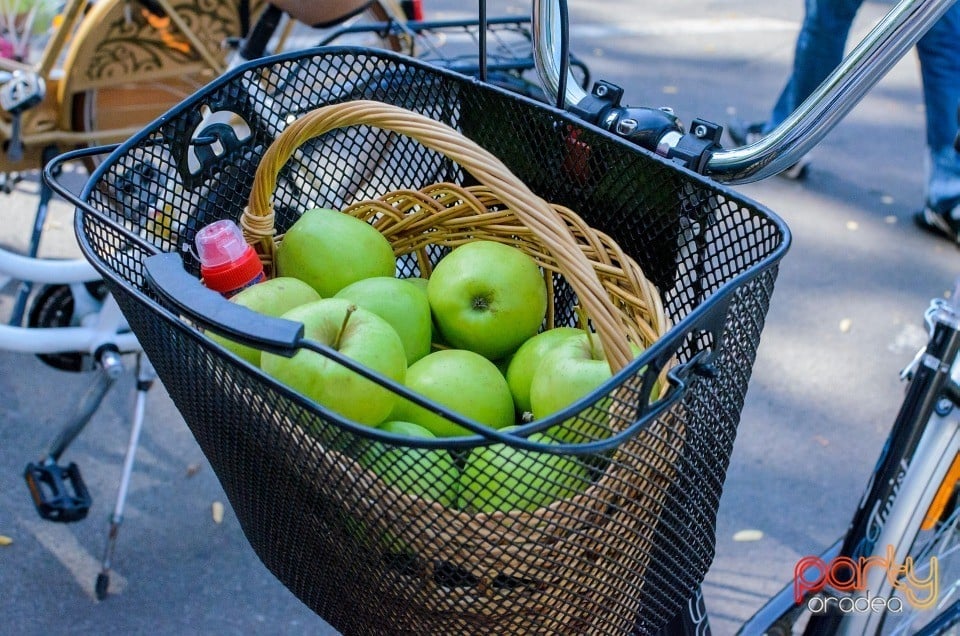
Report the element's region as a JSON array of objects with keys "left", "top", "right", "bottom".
[{"left": 232, "top": 99, "right": 677, "bottom": 633}]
